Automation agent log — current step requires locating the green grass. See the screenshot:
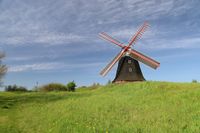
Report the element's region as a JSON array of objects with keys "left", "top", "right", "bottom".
[{"left": 1, "top": 81, "right": 200, "bottom": 132}]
